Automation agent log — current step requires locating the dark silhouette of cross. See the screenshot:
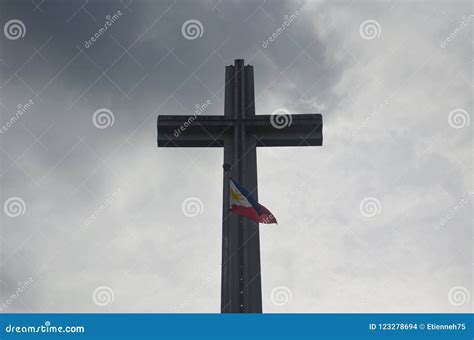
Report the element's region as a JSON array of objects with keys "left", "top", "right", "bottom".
[{"left": 157, "top": 59, "right": 323, "bottom": 313}]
